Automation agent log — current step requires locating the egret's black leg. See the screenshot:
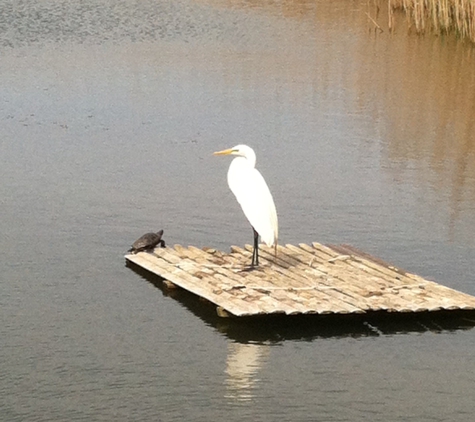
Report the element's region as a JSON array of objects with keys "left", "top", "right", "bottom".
[{"left": 252, "top": 228, "right": 259, "bottom": 267}]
